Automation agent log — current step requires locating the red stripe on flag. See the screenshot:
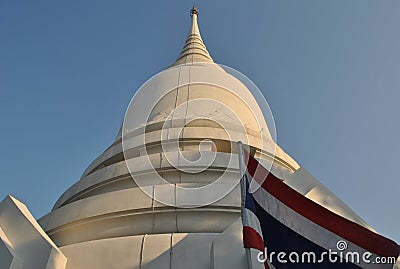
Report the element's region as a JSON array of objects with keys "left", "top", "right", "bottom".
[
  {"left": 243, "top": 226, "right": 264, "bottom": 251},
  {"left": 245, "top": 150, "right": 399, "bottom": 258},
  {"left": 243, "top": 226, "right": 270, "bottom": 269}
]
